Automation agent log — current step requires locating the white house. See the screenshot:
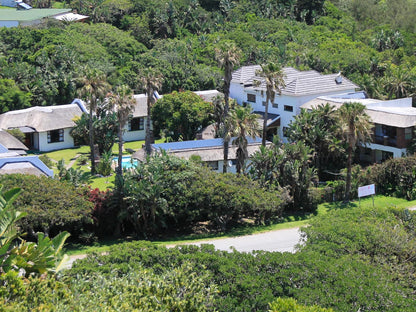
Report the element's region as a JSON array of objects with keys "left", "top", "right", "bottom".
[
  {"left": 301, "top": 93, "right": 416, "bottom": 163},
  {"left": 121, "top": 94, "right": 148, "bottom": 142},
  {"left": 133, "top": 137, "right": 267, "bottom": 173},
  {"left": 0, "top": 100, "right": 87, "bottom": 152},
  {"left": 230, "top": 66, "right": 358, "bottom": 141}
]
